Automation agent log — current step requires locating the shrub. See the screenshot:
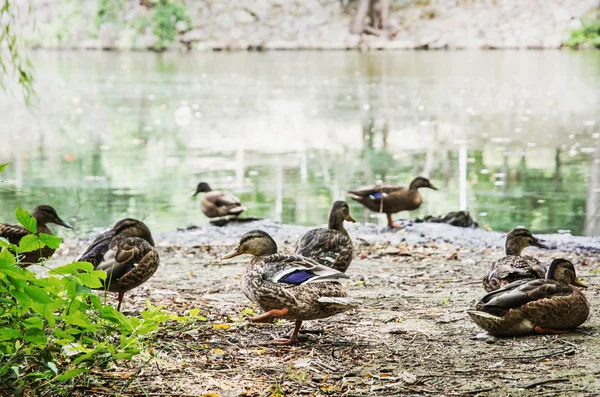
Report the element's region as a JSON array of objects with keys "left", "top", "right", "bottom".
[
  {"left": 0, "top": 164, "right": 202, "bottom": 395},
  {"left": 564, "top": 18, "right": 600, "bottom": 49}
]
